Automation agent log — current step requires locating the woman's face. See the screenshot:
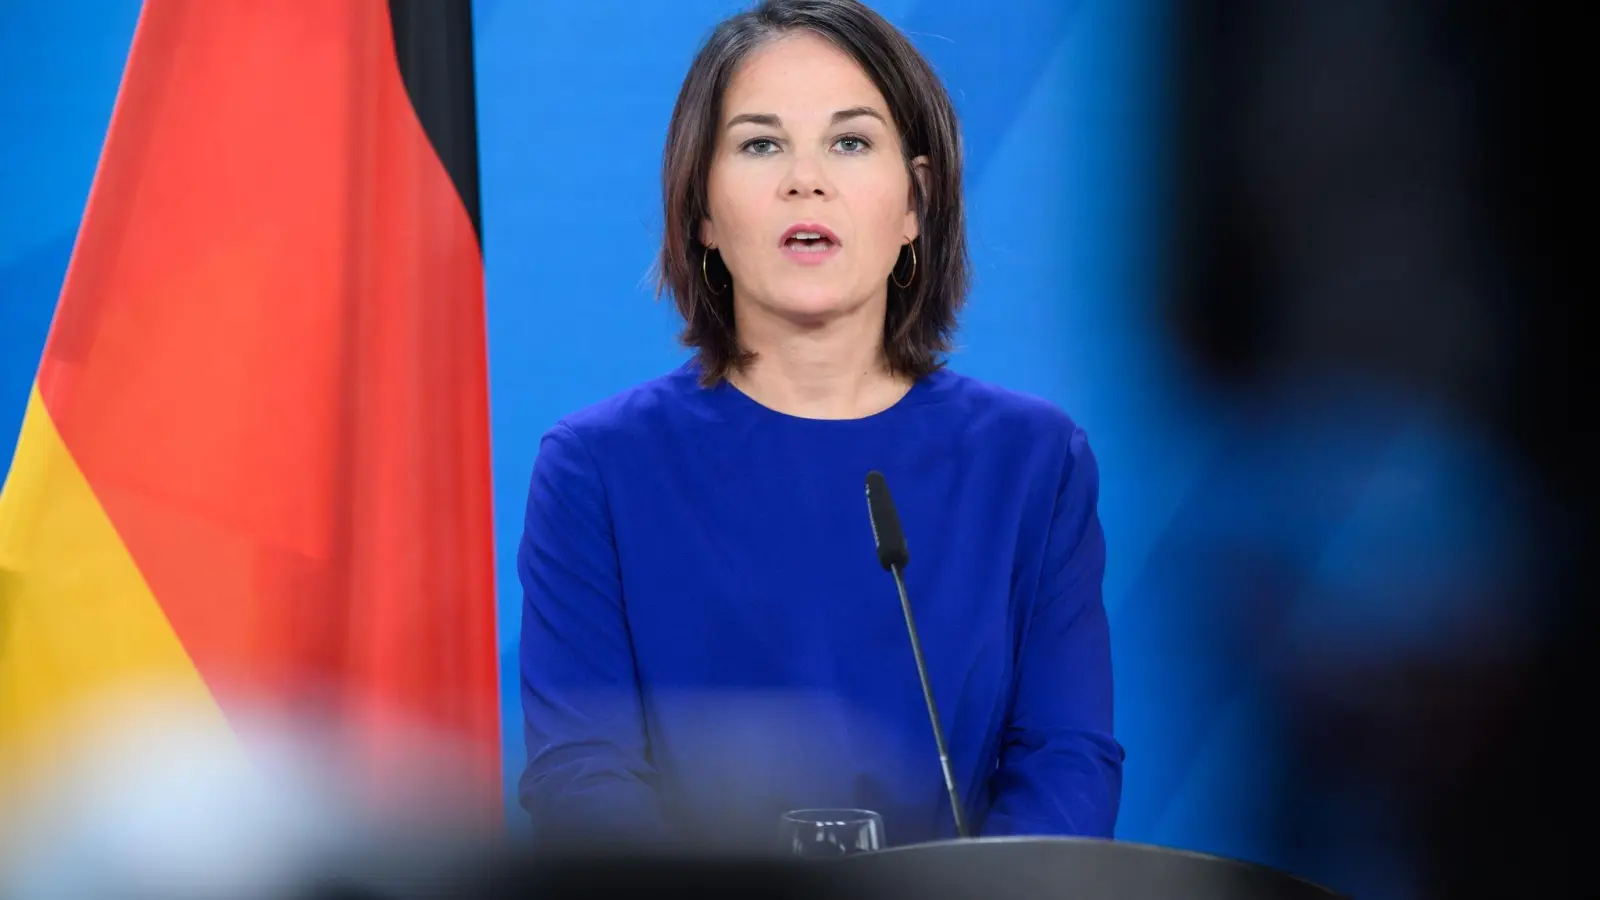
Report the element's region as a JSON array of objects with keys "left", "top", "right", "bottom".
[{"left": 701, "top": 32, "right": 922, "bottom": 326}]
